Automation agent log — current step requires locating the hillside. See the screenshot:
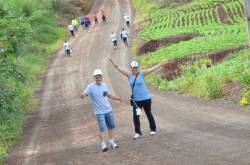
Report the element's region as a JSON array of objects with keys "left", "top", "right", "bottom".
[
  {"left": 132, "top": 0, "right": 250, "bottom": 106},
  {"left": 2, "top": 0, "right": 250, "bottom": 164},
  {"left": 0, "top": 0, "right": 91, "bottom": 162}
]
